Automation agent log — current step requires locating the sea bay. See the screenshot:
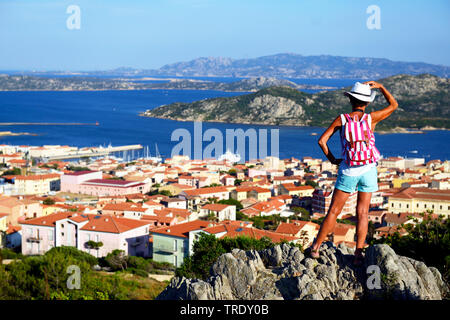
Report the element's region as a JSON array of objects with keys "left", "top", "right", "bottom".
[{"left": 0, "top": 89, "right": 448, "bottom": 162}]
